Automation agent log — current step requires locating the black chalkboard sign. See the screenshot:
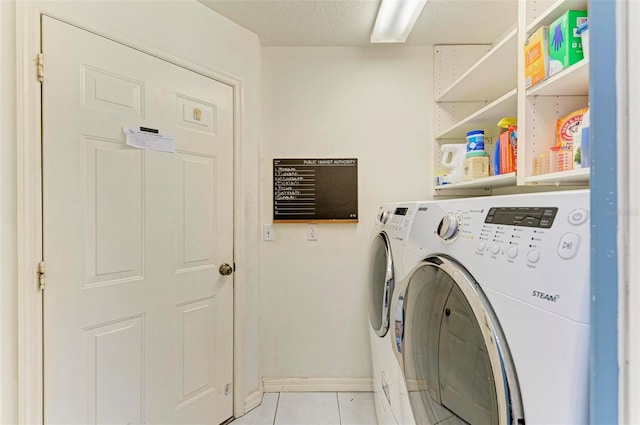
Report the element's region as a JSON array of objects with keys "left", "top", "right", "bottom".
[{"left": 273, "top": 158, "right": 358, "bottom": 222}]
